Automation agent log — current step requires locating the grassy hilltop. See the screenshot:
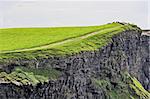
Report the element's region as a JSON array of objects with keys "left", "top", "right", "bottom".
[
  {"left": 0, "top": 23, "right": 120, "bottom": 51},
  {"left": 0, "top": 22, "right": 140, "bottom": 59}
]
